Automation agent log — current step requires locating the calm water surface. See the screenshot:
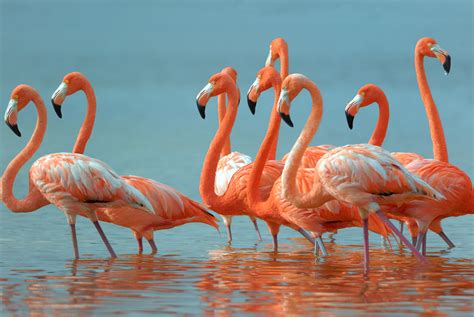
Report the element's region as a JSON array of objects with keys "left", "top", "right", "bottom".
[{"left": 1, "top": 0, "right": 473, "bottom": 316}]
